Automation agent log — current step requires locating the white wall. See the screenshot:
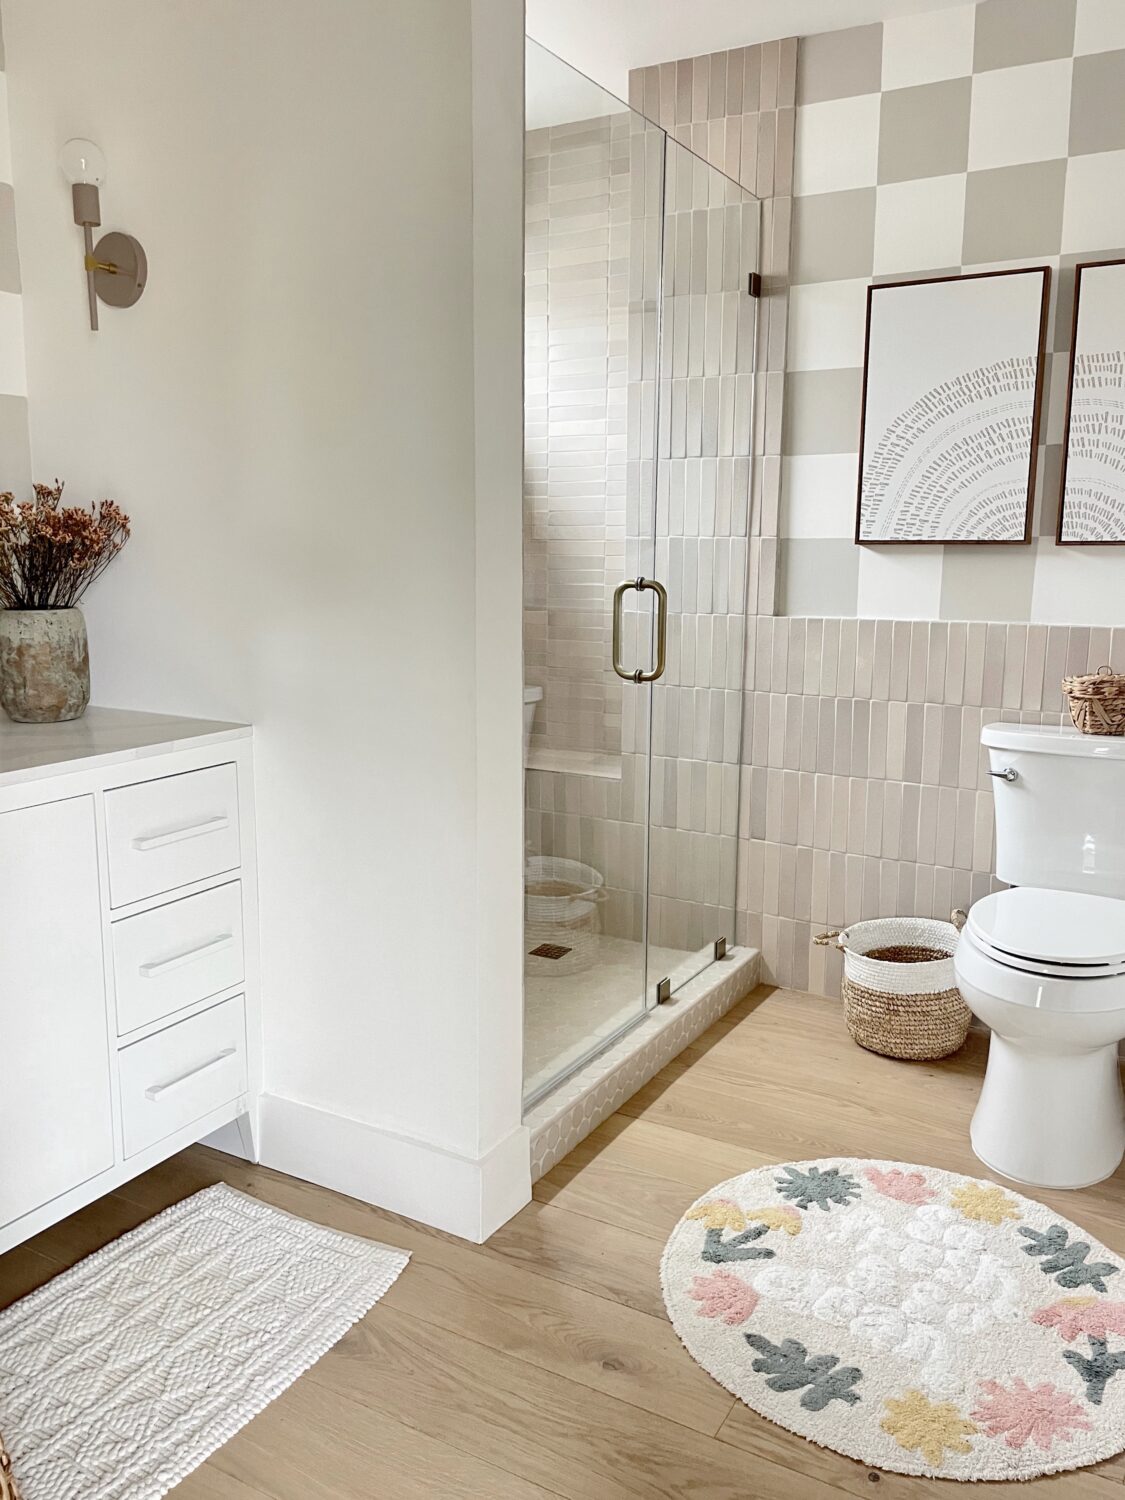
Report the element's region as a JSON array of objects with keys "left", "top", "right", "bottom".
[{"left": 4, "top": 0, "right": 528, "bottom": 1240}]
